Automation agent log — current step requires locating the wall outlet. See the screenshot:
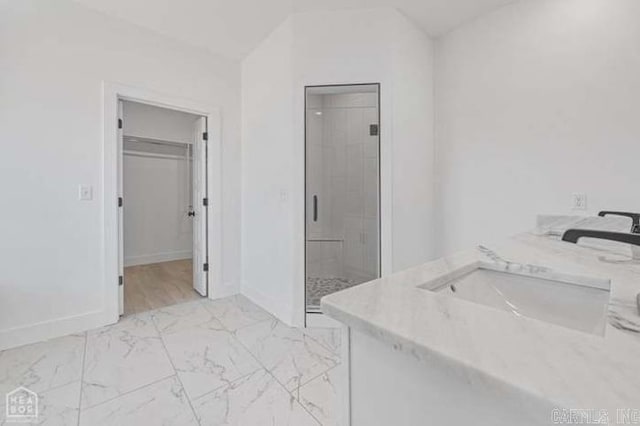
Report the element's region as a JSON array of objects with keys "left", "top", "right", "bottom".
[
  {"left": 571, "top": 193, "right": 587, "bottom": 211},
  {"left": 78, "top": 185, "right": 93, "bottom": 201}
]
